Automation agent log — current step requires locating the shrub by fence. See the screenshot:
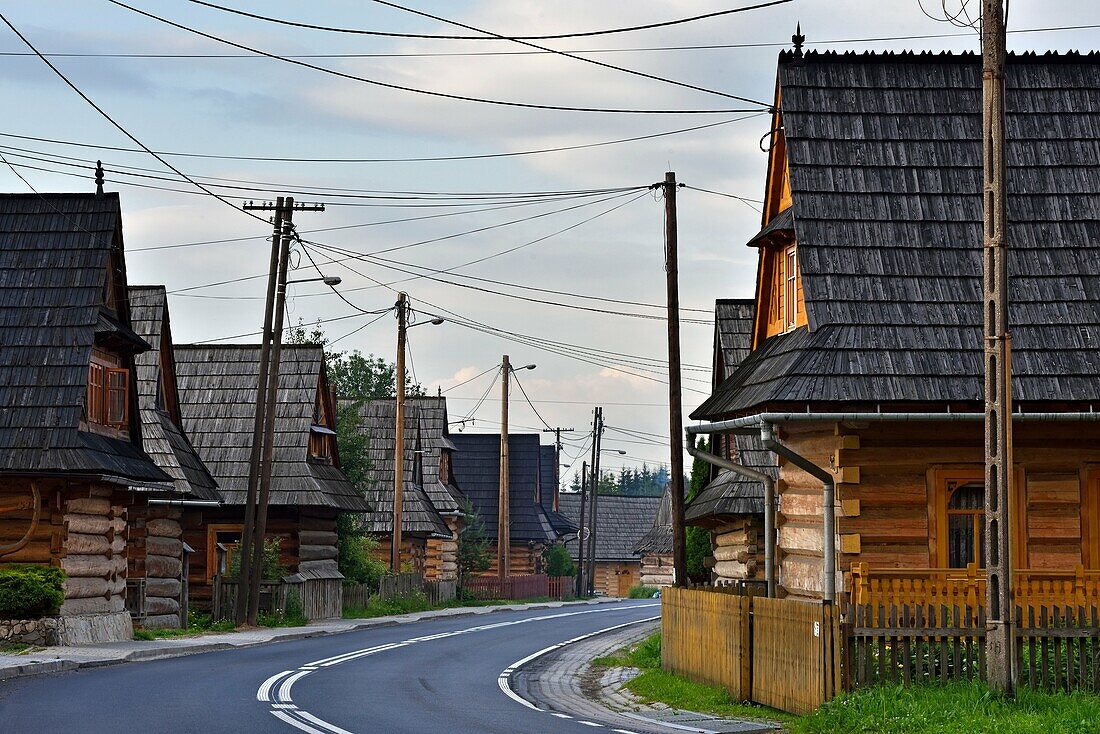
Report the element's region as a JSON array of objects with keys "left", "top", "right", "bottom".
[{"left": 342, "top": 573, "right": 457, "bottom": 611}]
